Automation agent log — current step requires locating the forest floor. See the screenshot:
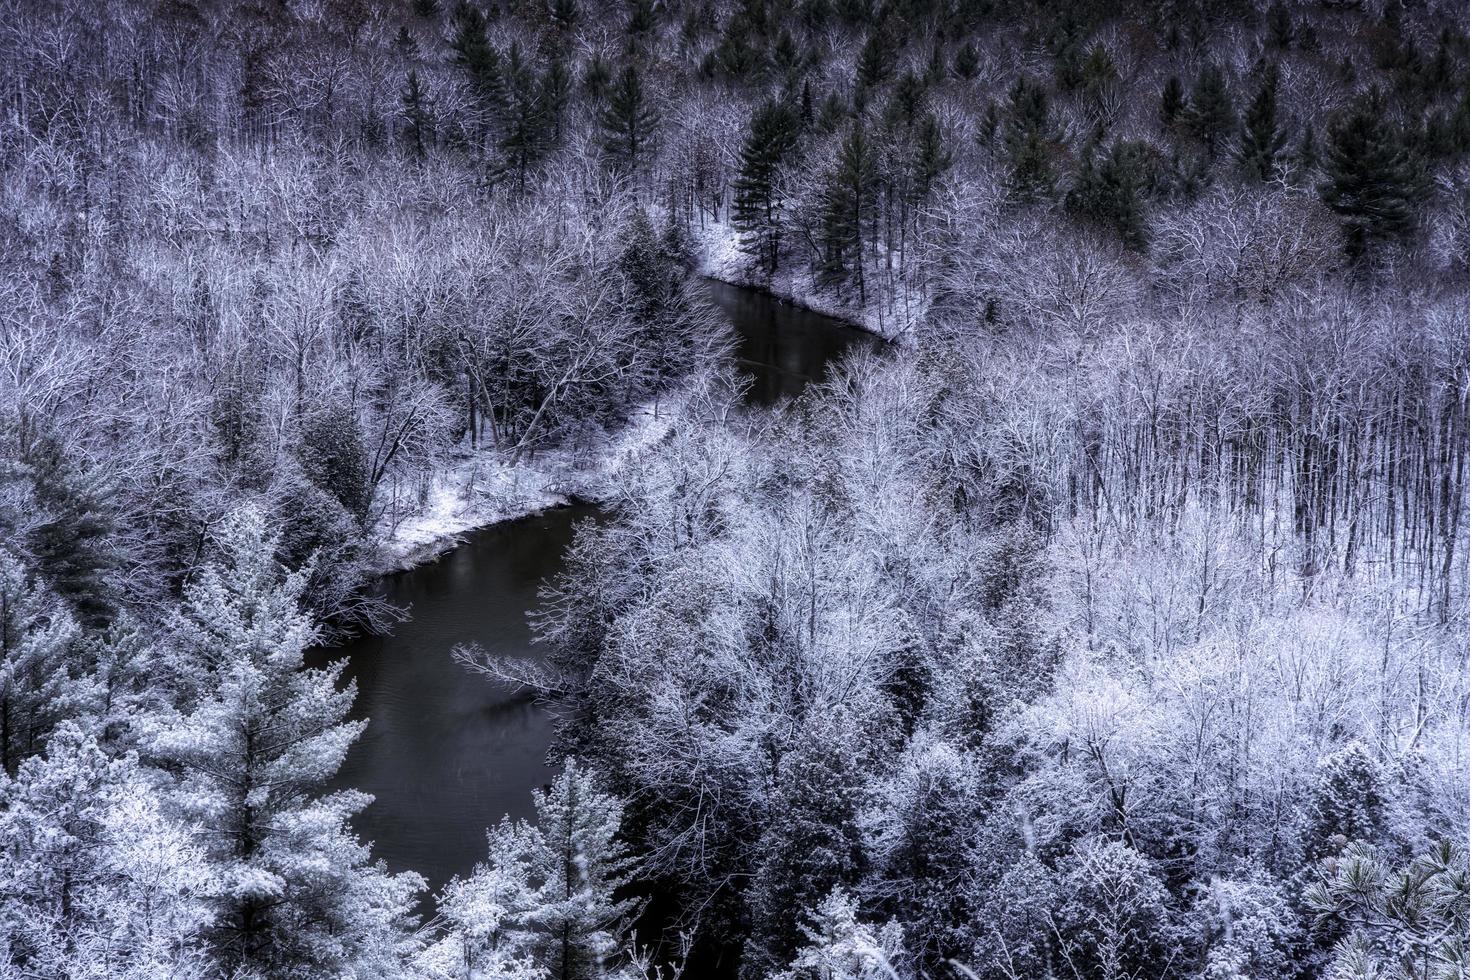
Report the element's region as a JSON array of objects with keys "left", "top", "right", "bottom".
[
  {"left": 690, "top": 216, "right": 928, "bottom": 341},
  {"left": 371, "top": 391, "right": 688, "bottom": 573}
]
